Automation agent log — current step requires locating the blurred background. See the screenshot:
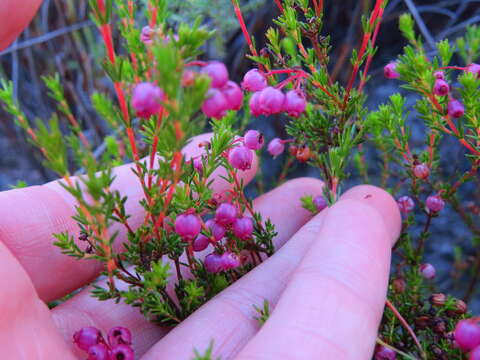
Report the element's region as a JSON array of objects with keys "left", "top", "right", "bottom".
[{"left": 1, "top": 0, "right": 480, "bottom": 308}]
